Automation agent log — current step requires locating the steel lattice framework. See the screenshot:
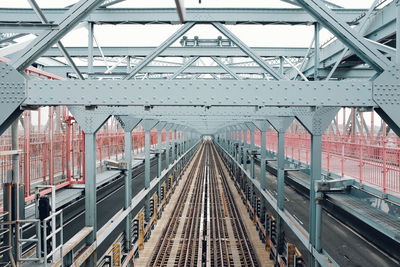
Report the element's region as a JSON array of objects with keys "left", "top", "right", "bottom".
[{"left": 0, "top": 0, "right": 399, "bottom": 266}]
